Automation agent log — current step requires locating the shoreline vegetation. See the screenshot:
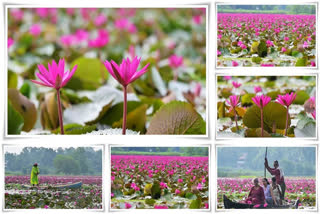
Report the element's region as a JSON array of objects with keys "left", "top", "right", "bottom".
[
  {"left": 111, "top": 147, "right": 209, "bottom": 157},
  {"left": 217, "top": 5, "right": 316, "bottom": 15},
  {"left": 111, "top": 151, "right": 207, "bottom": 157}
]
